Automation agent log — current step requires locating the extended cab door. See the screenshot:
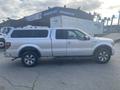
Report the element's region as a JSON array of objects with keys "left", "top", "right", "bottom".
[
  {"left": 66, "top": 29, "right": 93, "bottom": 56},
  {"left": 51, "top": 29, "right": 67, "bottom": 56}
]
